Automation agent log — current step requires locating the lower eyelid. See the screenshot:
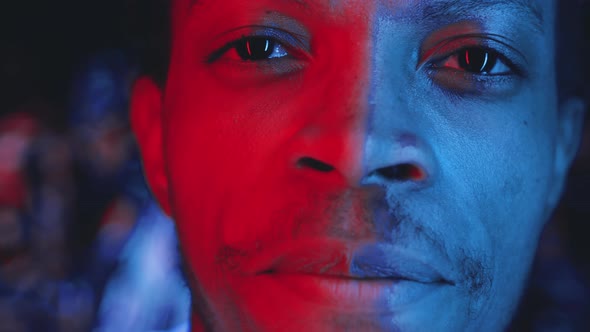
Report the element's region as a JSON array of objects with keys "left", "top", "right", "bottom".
[
  {"left": 209, "top": 56, "right": 308, "bottom": 80},
  {"left": 427, "top": 67, "right": 522, "bottom": 98}
]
